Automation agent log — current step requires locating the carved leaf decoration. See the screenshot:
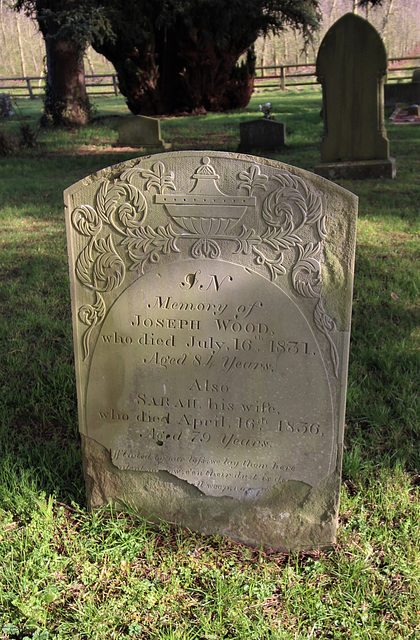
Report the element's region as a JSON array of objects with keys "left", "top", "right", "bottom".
[
  {"left": 292, "top": 243, "right": 322, "bottom": 299},
  {"left": 102, "top": 182, "right": 147, "bottom": 233},
  {"left": 140, "top": 162, "right": 176, "bottom": 194},
  {"left": 92, "top": 236, "right": 125, "bottom": 291},
  {"left": 234, "top": 226, "right": 262, "bottom": 254},
  {"left": 262, "top": 224, "right": 301, "bottom": 251},
  {"left": 119, "top": 167, "right": 142, "bottom": 184},
  {"left": 253, "top": 246, "right": 286, "bottom": 280},
  {"left": 271, "top": 172, "right": 293, "bottom": 189},
  {"left": 75, "top": 241, "right": 95, "bottom": 288},
  {"left": 261, "top": 186, "right": 307, "bottom": 231},
  {"left": 314, "top": 299, "right": 339, "bottom": 378},
  {"left": 317, "top": 213, "right": 327, "bottom": 241},
  {"left": 96, "top": 181, "right": 111, "bottom": 222},
  {"left": 272, "top": 172, "right": 309, "bottom": 198},
  {"left": 191, "top": 238, "right": 221, "bottom": 259},
  {"left": 78, "top": 292, "right": 106, "bottom": 361},
  {"left": 306, "top": 190, "right": 323, "bottom": 227},
  {"left": 122, "top": 224, "right": 179, "bottom": 273},
  {"left": 71, "top": 205, "right": 102, "bottom": 237},
  {"left": 237, "top": 165, "right": 268, "bottom": 194}
]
